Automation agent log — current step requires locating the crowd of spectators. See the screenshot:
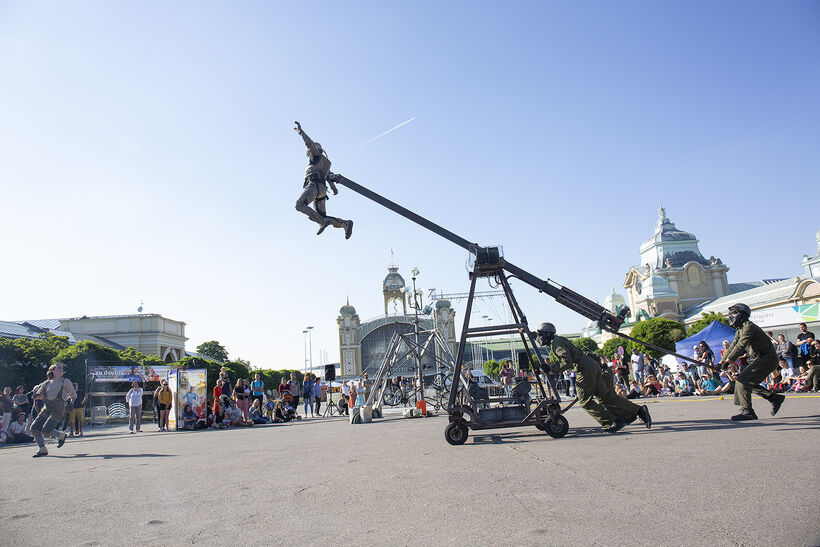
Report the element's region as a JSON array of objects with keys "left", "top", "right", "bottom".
[
  {"left": 599, "top": 324, "right": 819, "bottom": 399},
  {"left": 0, "top": 379, "right": 87, "bottom": 445}
]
